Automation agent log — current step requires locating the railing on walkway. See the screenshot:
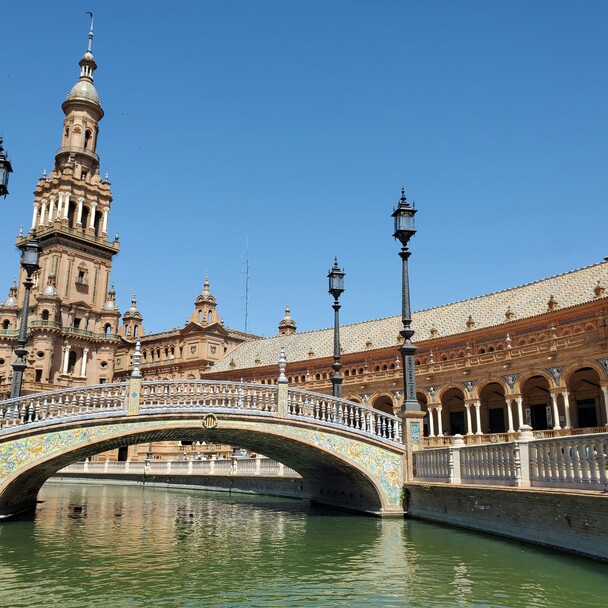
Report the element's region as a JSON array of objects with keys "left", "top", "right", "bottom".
[
  {"left": 58, "top": 457, "right": 300, "bottom": 478},
  {"left": 413, "top": 427, "right": 608, "bottom": 491},
  {"left": 0, "top": 379, "right": 403, "bottom": 446},
  {"left": 422, "top": 426, "right": 608, "bottom": 448}
]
